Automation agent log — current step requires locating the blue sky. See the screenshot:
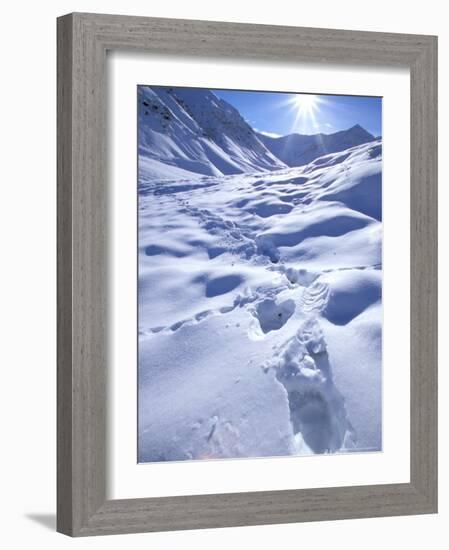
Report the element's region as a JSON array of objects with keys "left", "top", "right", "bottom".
[{"left": 213, "top": 89, "right": 382, "bottom": 137}]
